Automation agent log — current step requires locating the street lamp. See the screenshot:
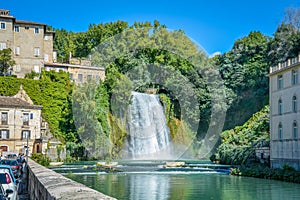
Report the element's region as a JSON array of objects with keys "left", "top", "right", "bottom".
[{"left": 26, "top": 132, "right": 28, "bottom": 163}]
